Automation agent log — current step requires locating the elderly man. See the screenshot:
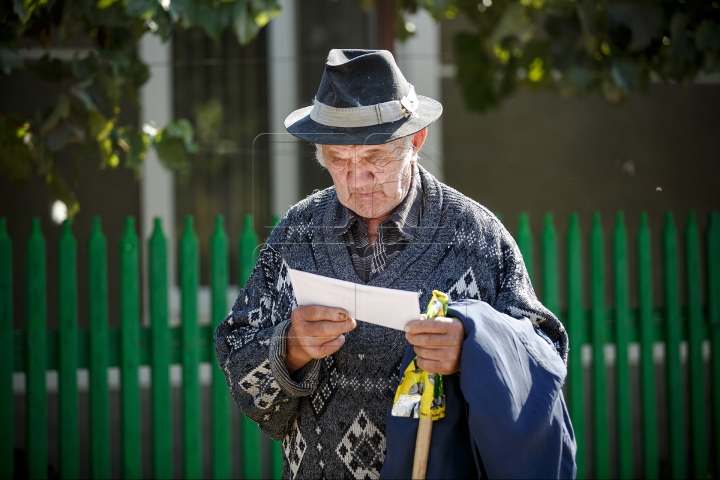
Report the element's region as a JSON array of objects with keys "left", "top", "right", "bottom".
[{"left": 215, "top": 49, "right": 575, "bottom": 479}]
